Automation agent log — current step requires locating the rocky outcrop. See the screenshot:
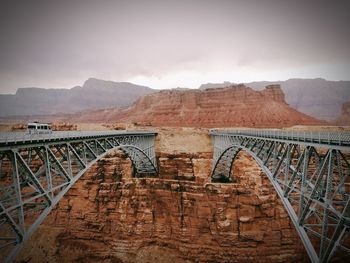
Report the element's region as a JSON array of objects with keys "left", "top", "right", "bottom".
[
  {"left": 335, "top": 101, "right": 350, "bottom": 125},
  {"left": 17, "top": 154, "right": 307, "bottom": 263},
  {"left": 154, "top": 128, "right": 213, "bottom": 184},
  {"left": 86, "top": 84, "right": 322, "bottom": 127}
]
